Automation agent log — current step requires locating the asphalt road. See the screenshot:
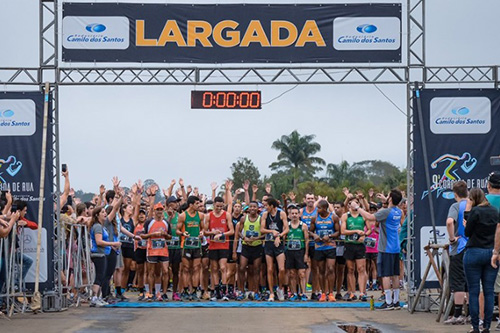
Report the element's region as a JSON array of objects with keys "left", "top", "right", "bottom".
[{"left": 1, "top": 306, "right": 458, "bottom": 333}]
